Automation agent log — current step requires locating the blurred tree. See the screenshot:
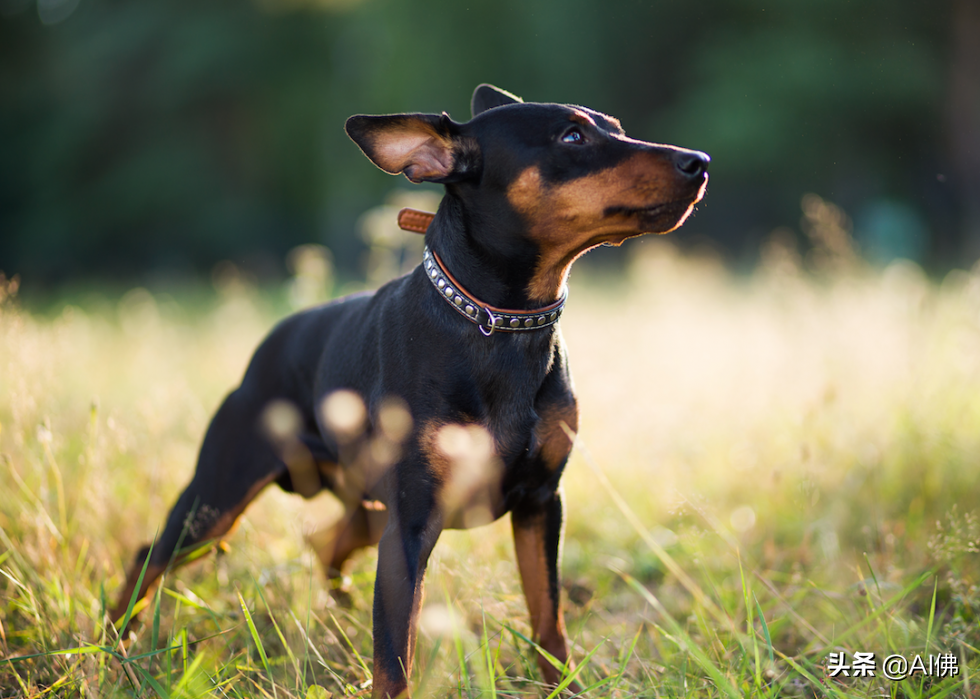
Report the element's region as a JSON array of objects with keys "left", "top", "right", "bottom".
[
  {"left": 1, "top": 0, "right": 343, "bottom": 283},
  {"left": 0, "top": 0, "right": 970, "bottom": 286},
  {"left": 949, "top": 0, "right": 980, "bottom": 261}
]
